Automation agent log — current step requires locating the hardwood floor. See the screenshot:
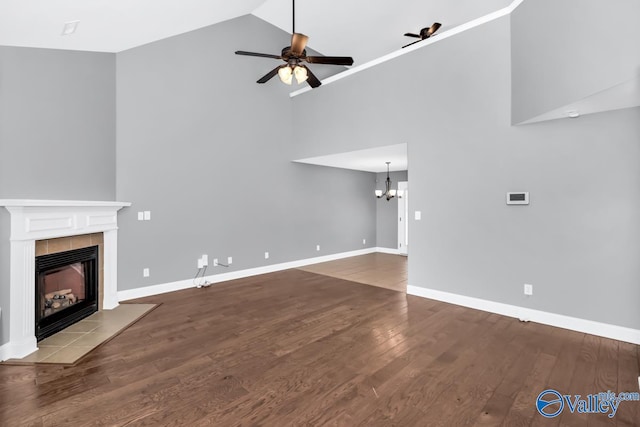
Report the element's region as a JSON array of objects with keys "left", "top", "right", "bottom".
[
  {"left": 298, "top": 252, "right": 407, "bottom": 292},
  {"left": 1, "top": 268, "right": 638, "bottom": 426}
]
